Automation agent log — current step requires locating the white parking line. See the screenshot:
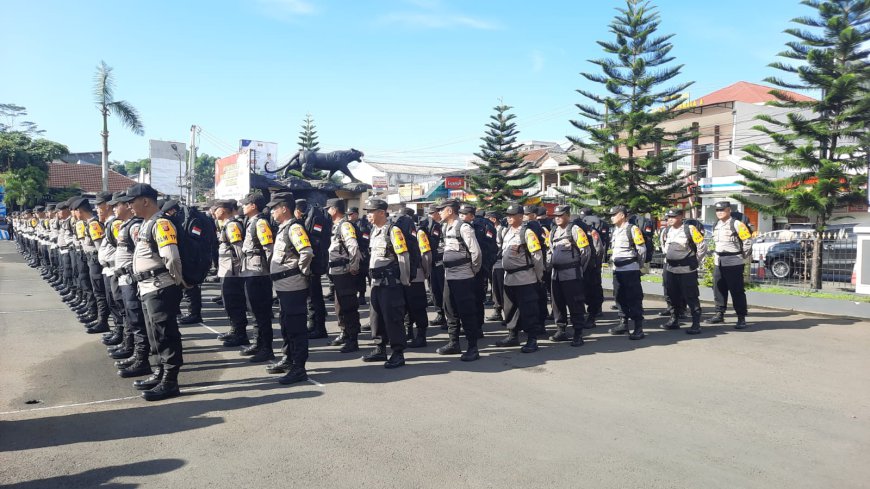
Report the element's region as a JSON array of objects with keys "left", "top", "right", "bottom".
[
  {"left": 197, "top": 321, "right": 221, "bottom": 335},
  {"left": 0, "top": 308, "right": 68, "bottom": 314}
]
